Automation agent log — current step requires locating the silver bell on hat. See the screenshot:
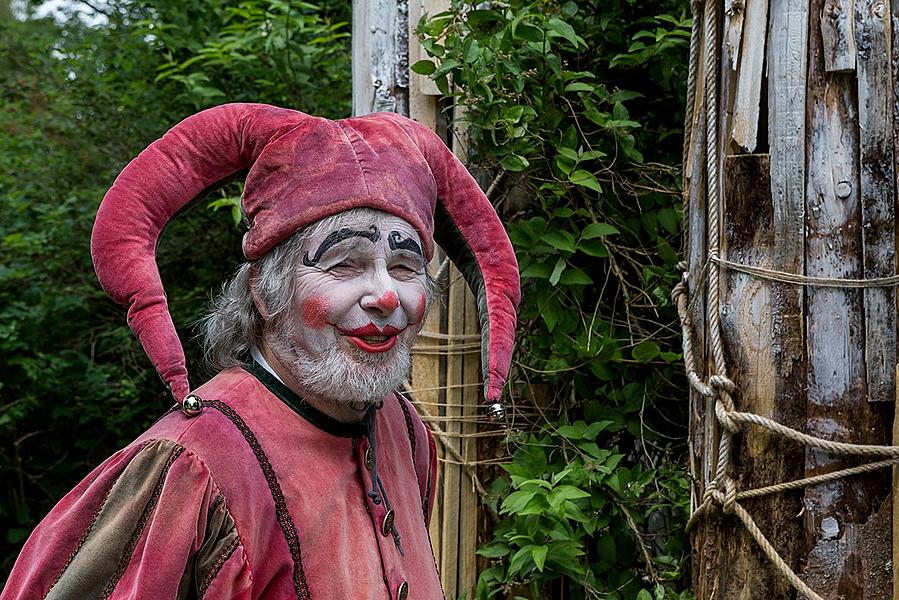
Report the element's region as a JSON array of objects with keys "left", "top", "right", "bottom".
[
  {"left": 485, "top": 402, "right": 506, "bottom": 423},
  {"left": 182, "top": 394, "right": 203, "bottom": 417}
]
